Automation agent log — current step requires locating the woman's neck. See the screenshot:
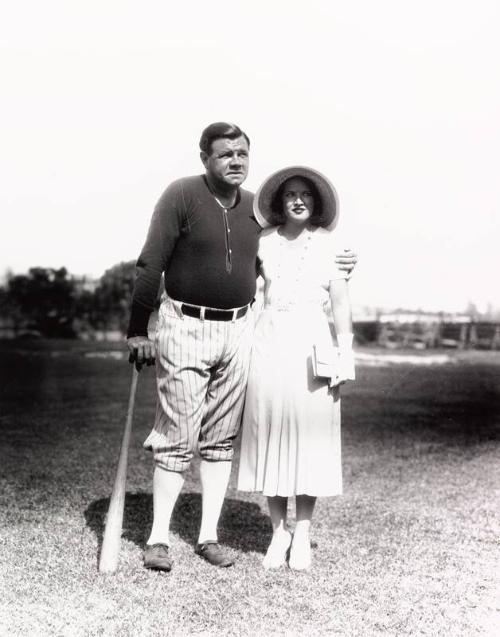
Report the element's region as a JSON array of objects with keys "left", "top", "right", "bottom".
[{"left": 279, "top": 222, "right": 311, "bottom": 241}]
